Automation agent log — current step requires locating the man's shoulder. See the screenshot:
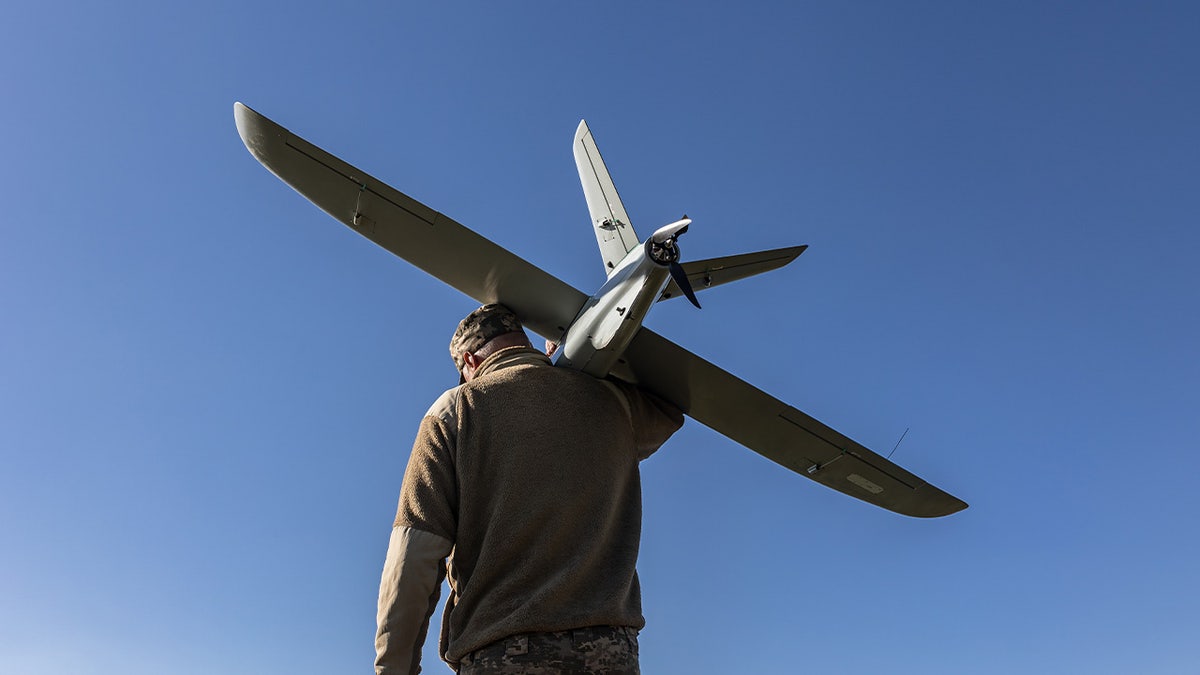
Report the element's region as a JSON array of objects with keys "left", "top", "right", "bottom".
[{"left": 424, "top": 385, "right": 462, "bottom": 426}]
